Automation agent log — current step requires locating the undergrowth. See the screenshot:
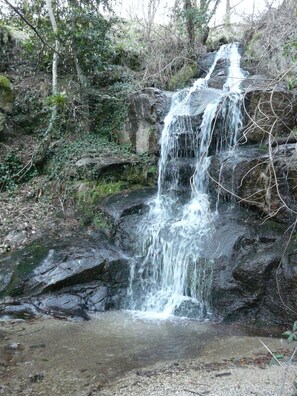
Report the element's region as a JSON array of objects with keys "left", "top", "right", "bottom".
[
  {"left": 0, "top": 151, "right": 38, "bottom": 192},
  {"left": 45, "top": 133, "right": 138, "bottom": 181}
]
